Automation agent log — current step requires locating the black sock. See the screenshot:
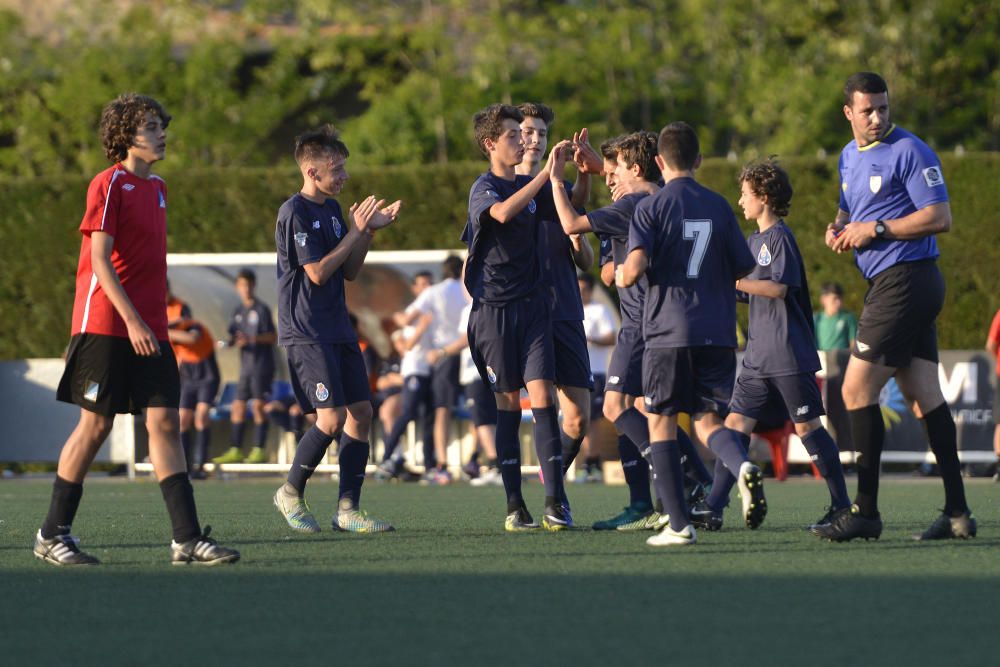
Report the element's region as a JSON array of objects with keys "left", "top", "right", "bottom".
[
  {"left": 287, "top": 426, "right": 335, "bottom": 495},
  {"left": 649, "top": 441, "right": 688, "bottom": 532},
  {"left": 802, "top": 428, "right": 850, "bottom": 510},
  {"left": 159, "top": 472, "right": 201, "bottom": 544},
  {"left": 849, "top": 404, "right": 885, "bottom": 517},
  {"left": 560, "top": 432, "right": 584, "bottom": 476},
  {"left": 231, "top": 421, "right": 246, "bottom": 450},
  {"left": 180, "top": 430, "right": 194, "bottom": 472},
  {"left": 614, "top": 408, "right": 650, "bottom": 459},
  {"left": 532, "top": 406, "right": 564, "bottom": 505},
  {"left": 921, "top": 403, "right": 968, "bottom": 516},
  {"left": 254, "top": 421, "right": 269, "bottom": 449},
  {"left": 677, "top": 427, "right": 712, "bottom": 485},
  {"left": 195, "top": 428, "right": 210, "bottom": 469},
  {"left": 40, "top": 476, "right": 83, "bottom": 539},
  {"left": 338, "top": 433, "right": 370, "bottom": 510},
  {"left": 618, "top": 435, "right": 652, "bottom": 507},
  {"left": 496, "top": 409, "right": 523, "bottom": 510}
]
